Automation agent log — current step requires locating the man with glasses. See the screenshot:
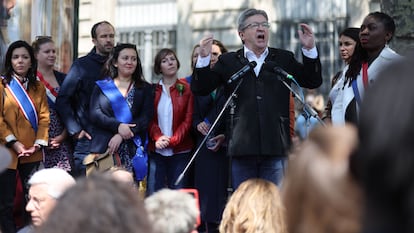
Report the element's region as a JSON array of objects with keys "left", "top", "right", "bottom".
[
  {"left": 191, "top": 8, "right": 322, "bottom": 189},
  {"left": 56, "top": 21, "right": 115, "bottom": 177},
  {"left": 18, "top": 168, "right": 75, "bottom": 233}
]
